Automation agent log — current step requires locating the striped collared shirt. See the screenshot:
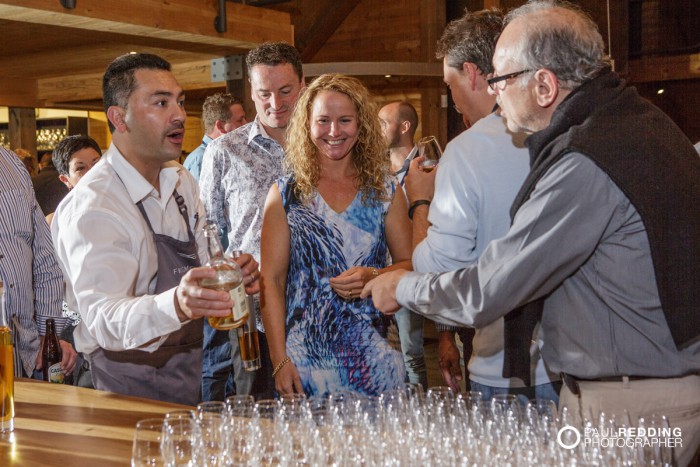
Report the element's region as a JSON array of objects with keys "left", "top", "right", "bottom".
[{"left": 0, "top": 147, "right": 66, "bottom": 376}]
